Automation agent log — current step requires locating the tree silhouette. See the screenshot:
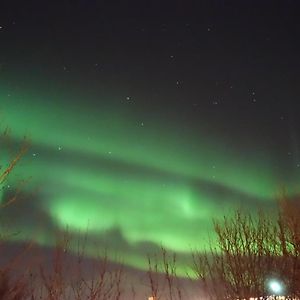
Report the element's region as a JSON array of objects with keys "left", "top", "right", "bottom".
[{"left": 192, "top": 209, "right": 283, "bottom": 300}]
